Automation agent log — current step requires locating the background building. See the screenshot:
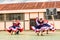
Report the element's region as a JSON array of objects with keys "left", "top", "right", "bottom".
[{"left": 0, "top": 1, "right": 60, "bottom": 30}]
